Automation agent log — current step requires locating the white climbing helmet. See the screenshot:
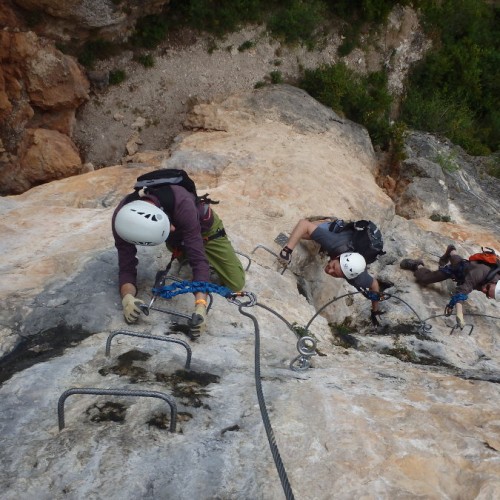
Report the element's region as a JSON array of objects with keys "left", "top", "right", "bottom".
[
  {"left": 114, "top": 200, "right": 170, "bottom": 246},
  {"left": 340, "top": 252, "right": 366, "bottom": 280},
  {"left": 494, "top": 281, "right": 500, "bottom": 301}
]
